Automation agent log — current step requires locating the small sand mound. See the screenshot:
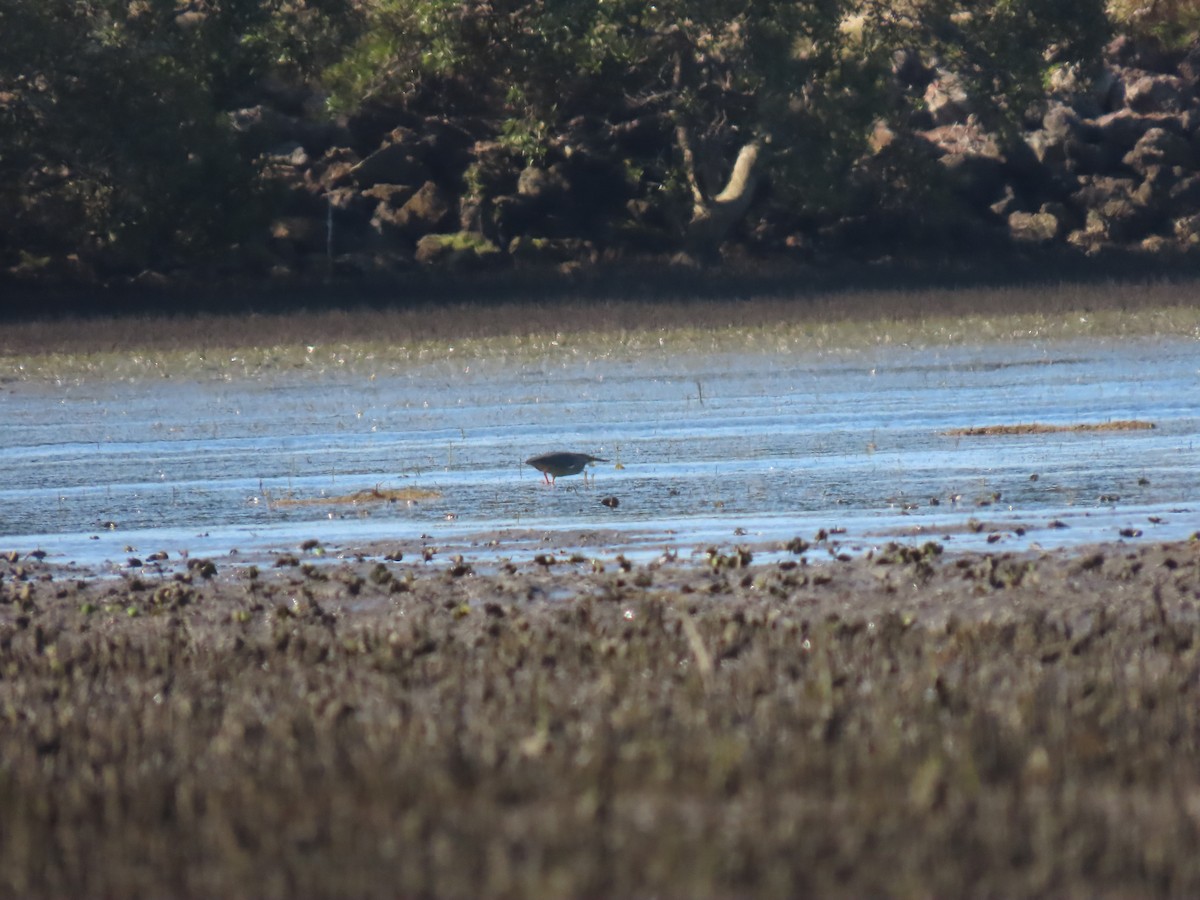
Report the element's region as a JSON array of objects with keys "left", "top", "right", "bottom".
[
  {"left": 944, "top": 420, "right": 1155, "bottom": 436},
  {"left": 266, "top": 486, "right": 441, "bottom": 507}
]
